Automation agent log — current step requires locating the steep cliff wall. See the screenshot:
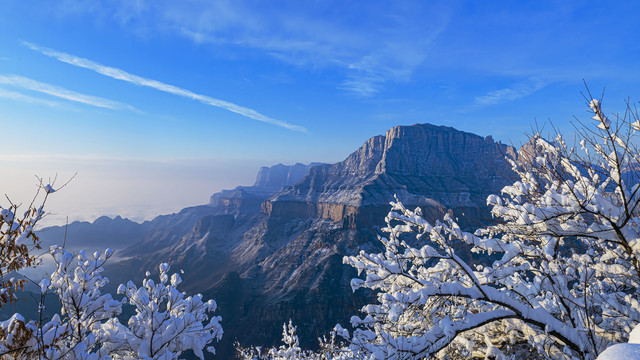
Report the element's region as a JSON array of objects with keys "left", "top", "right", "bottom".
[{"left": 264, "top": 123, "right": 514, "bottom": 228}]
